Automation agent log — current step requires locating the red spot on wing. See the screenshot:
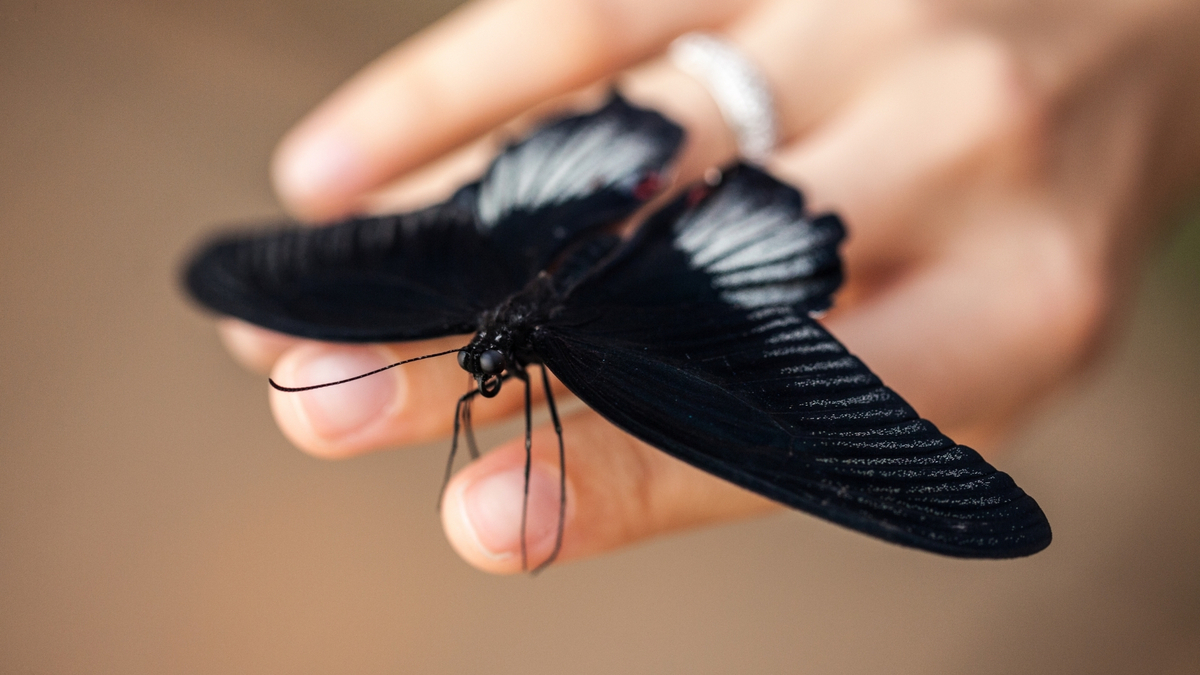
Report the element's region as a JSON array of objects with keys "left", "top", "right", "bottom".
[
  {"left": 632, "top": 172, "right": 661, "bottom": 201},
  {"left": 686, "top": 185, "right": 711, "bottom": 207}
]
